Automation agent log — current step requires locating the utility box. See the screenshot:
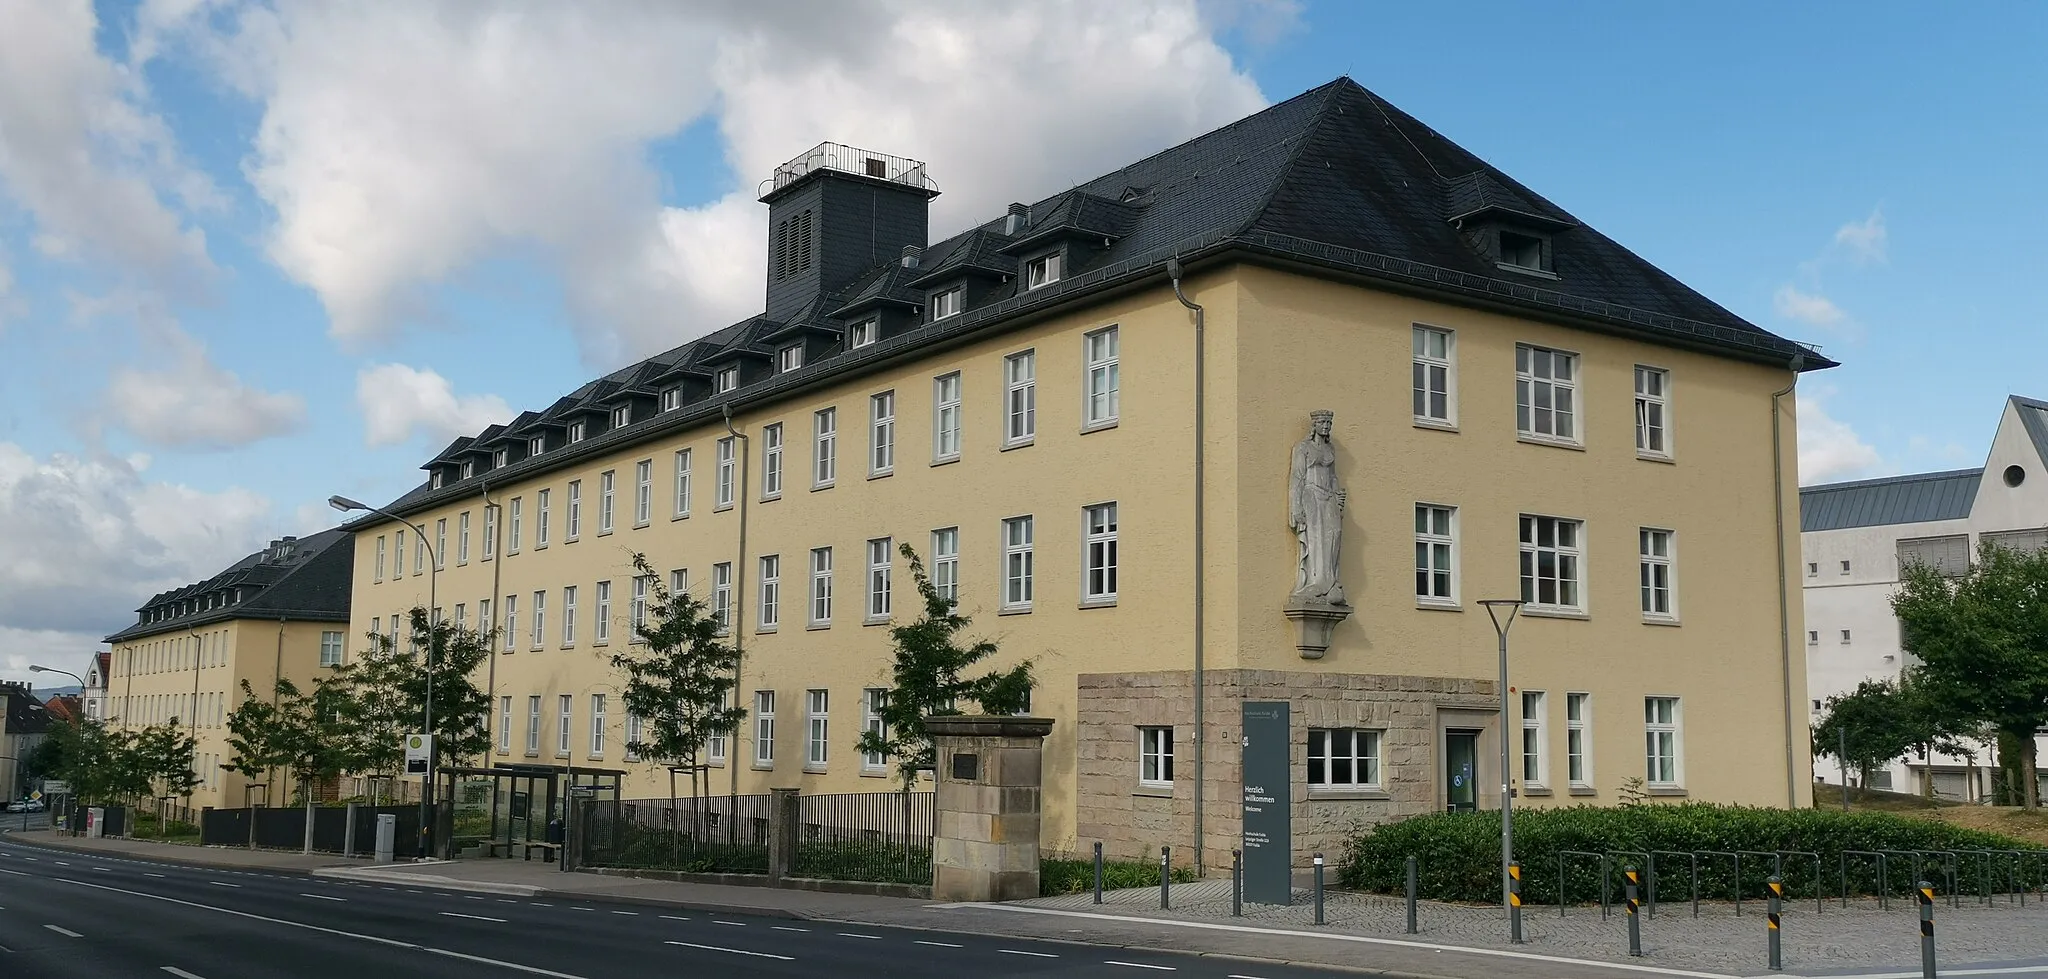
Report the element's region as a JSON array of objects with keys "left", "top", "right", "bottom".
[
  {"left": 374, "top": 813, "right": 397, "bottom": 863},
  {"left": 85, "top": 807, "right": 104, "bottom": 838}
]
